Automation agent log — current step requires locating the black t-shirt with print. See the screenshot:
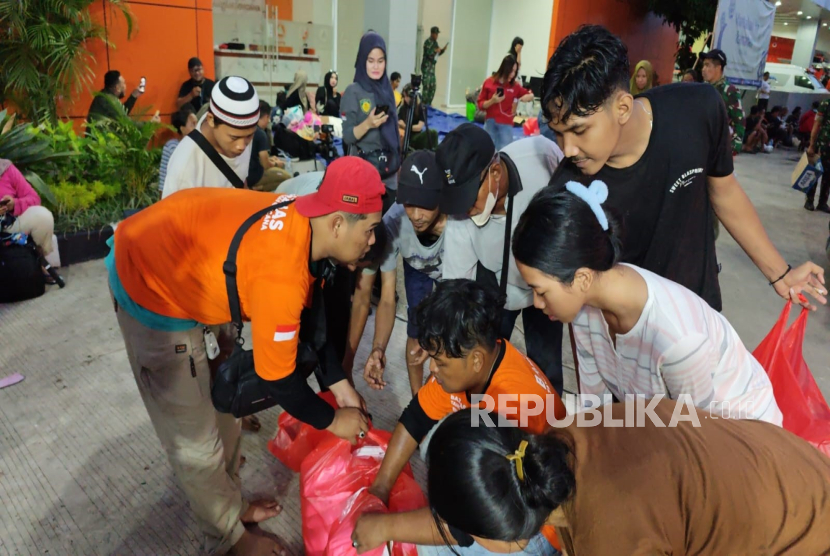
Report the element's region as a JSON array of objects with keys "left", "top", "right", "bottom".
[
  {"left": 247, "top": 127, "right": 270, "bottom": 185},
  {"left": 178, "top": 78, "right": 215, "bottom": 112},
  {"left": 549, "top": 83, "right": 733, "bottom": 311}
]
